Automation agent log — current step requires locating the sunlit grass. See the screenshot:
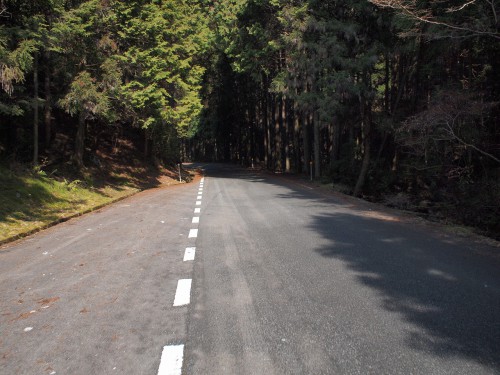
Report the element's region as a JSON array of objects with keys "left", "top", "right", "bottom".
[{"left": 0, "top": 166, "right": 138, "bottom": 242}]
